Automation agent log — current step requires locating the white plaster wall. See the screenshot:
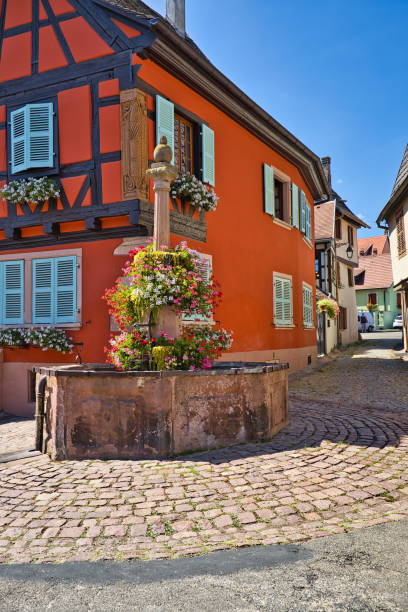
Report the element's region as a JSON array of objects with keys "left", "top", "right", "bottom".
[{"left": 388, "top": 198, "right": 408, "bottom": 286}]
